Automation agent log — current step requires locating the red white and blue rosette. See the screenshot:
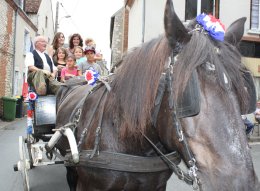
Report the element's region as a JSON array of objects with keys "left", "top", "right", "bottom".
[
  {"left": 28, "top": 91, "right": 37, "bottom": 101},
  {"left": 85, "top": 69, "right": 100, "bottom": 85},
  {"left": 196, "top": 13, "right": 225, "bottom": 41}
]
